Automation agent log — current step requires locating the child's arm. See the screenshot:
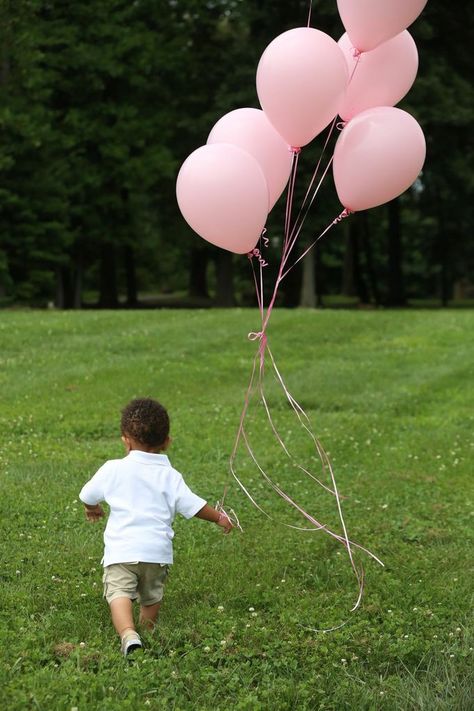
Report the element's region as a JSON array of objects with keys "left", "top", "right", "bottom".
[
  {"left": 83, "top": 502, "right": 105, "bottom": 522},
  {"left": 194, "top": 503, "right": 233, "bottom": 534},
  {"left": 79, "top": 464, "right": 109, "bottom": 522}
]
